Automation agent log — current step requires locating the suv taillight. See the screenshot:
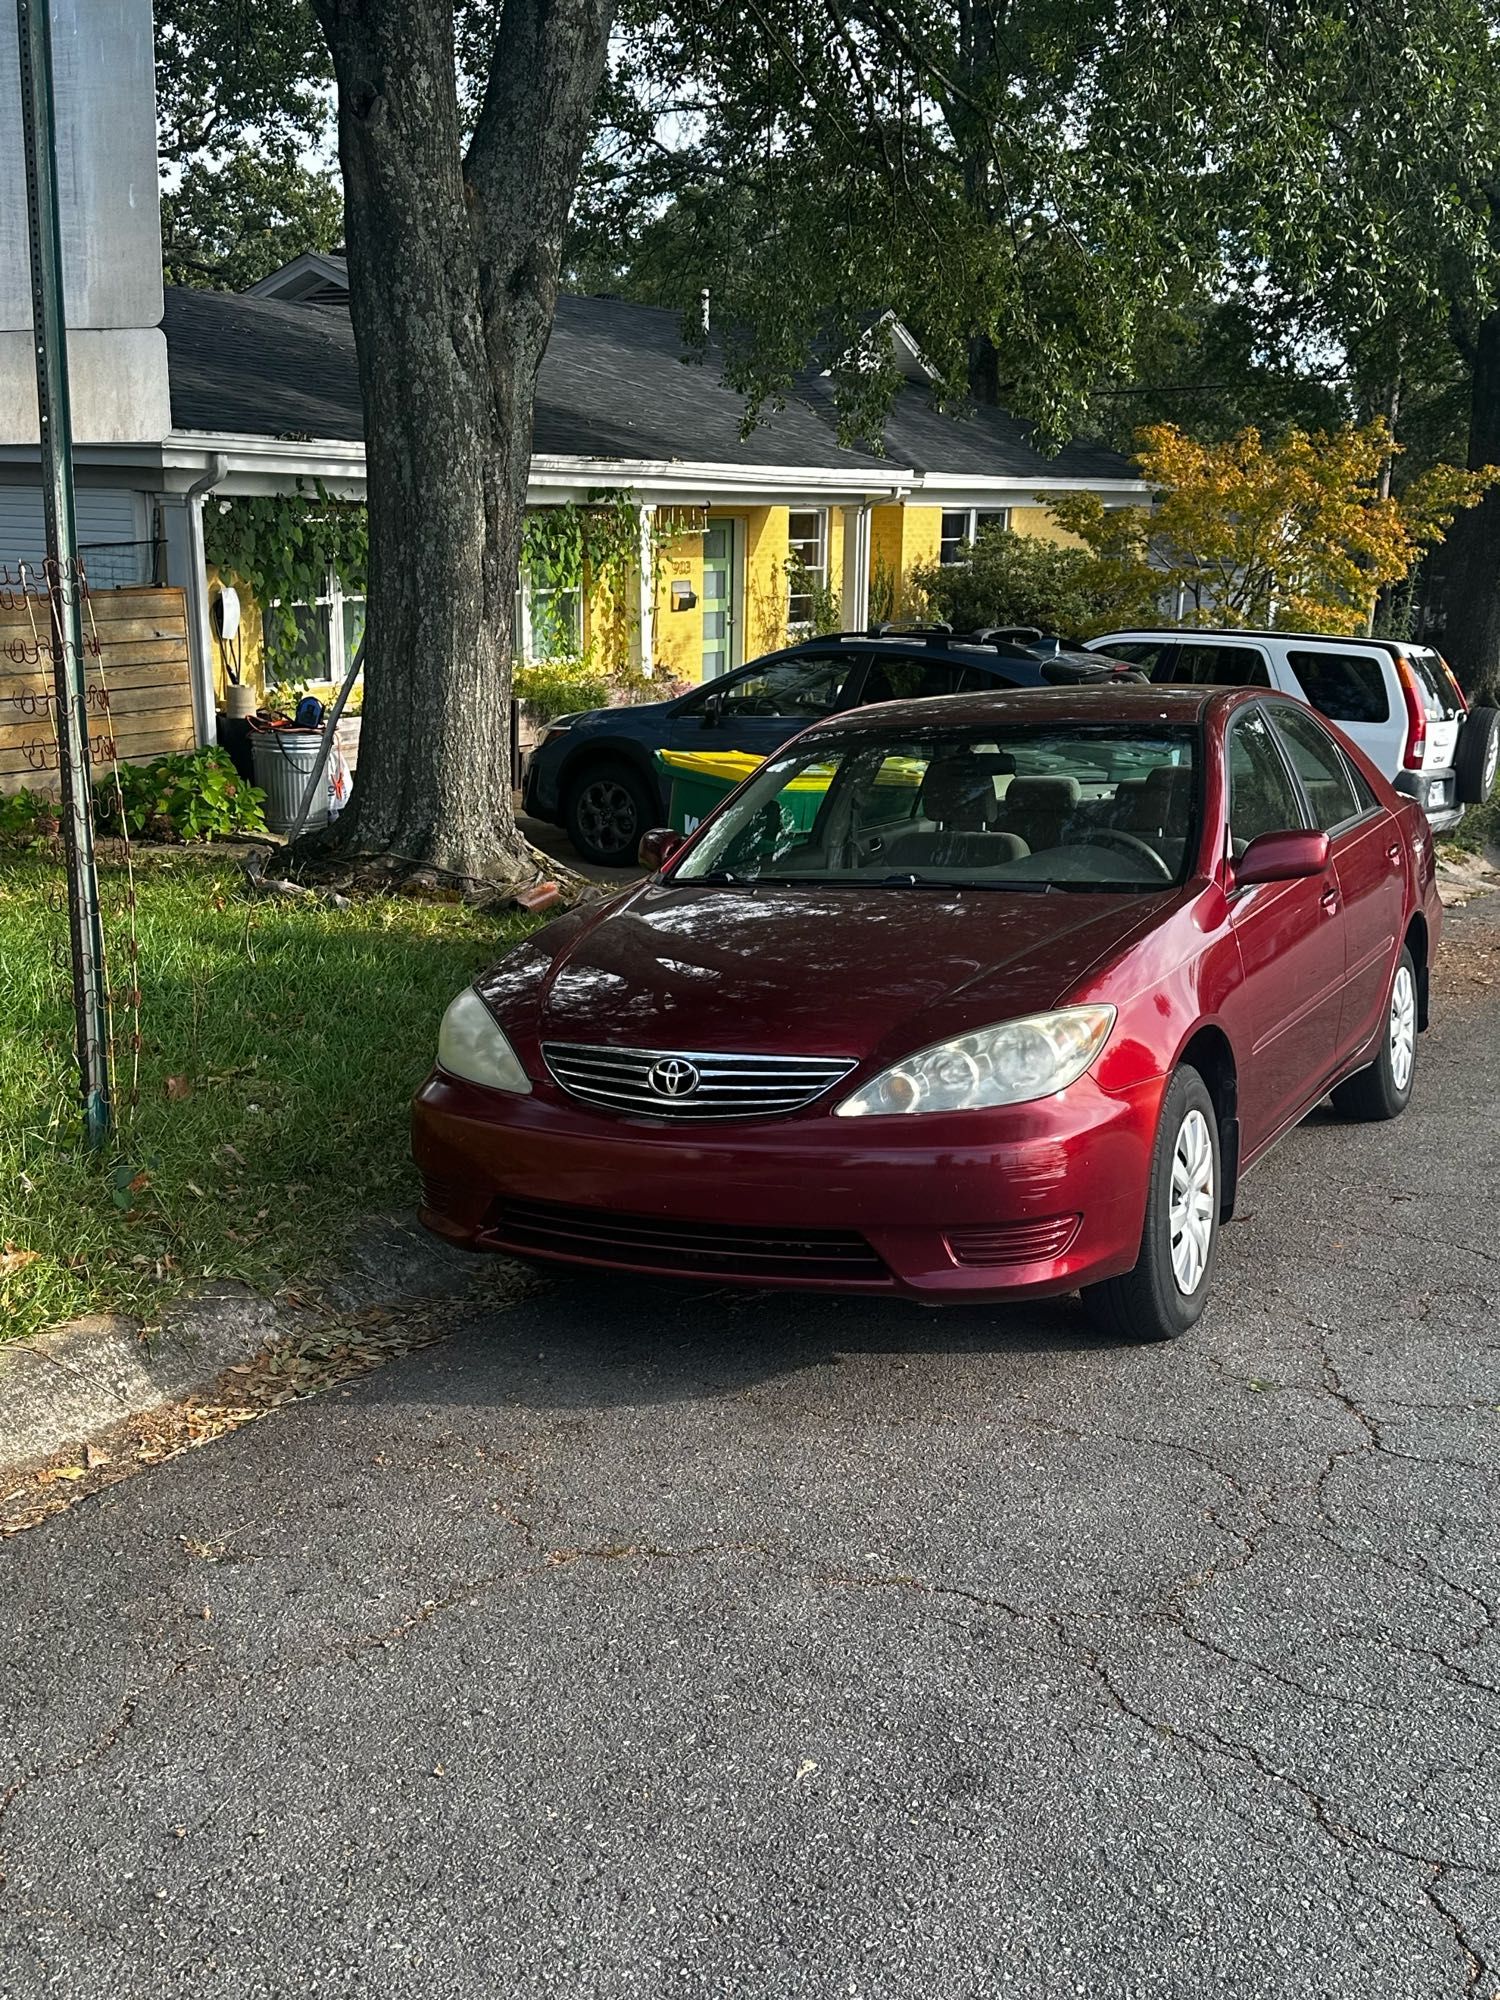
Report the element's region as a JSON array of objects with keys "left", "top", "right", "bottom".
[{"left": 1396, "top": 657, "right": 1428, "bottom": 770}]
